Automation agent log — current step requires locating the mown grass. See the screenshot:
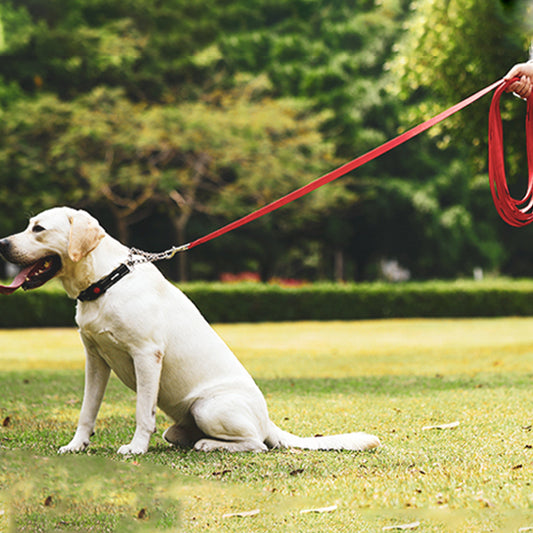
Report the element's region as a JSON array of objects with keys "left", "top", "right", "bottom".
[{"left": 1, "top": 319, "right": 533, "bottom": 532}]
